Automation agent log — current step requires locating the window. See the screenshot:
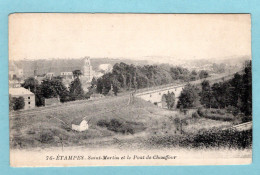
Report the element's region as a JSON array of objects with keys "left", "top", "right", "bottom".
[
  {"left": 28, "top": 97, "right": 30, "bottom": 99},
  {"left": 28, "top": 102, "right": 30, "bottom": 104}
]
